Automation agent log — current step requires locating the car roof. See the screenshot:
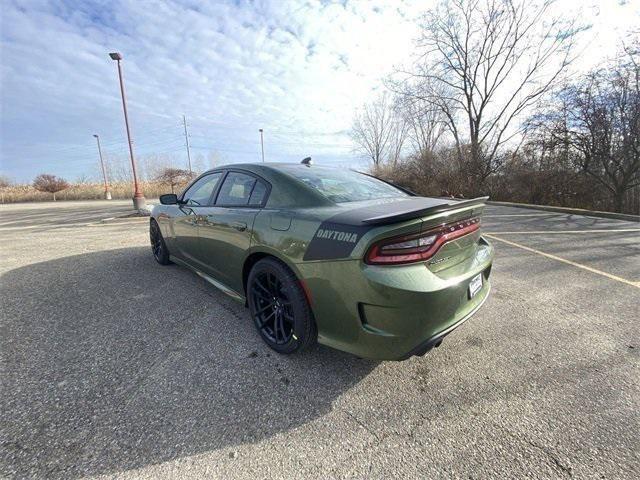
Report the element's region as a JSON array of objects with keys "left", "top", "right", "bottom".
[
  {"left": 205, "top": 162, "right": 337, "bottom": 174},
  {"left": 202, "top": 162, "right": 337, "bottom": 208}
]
